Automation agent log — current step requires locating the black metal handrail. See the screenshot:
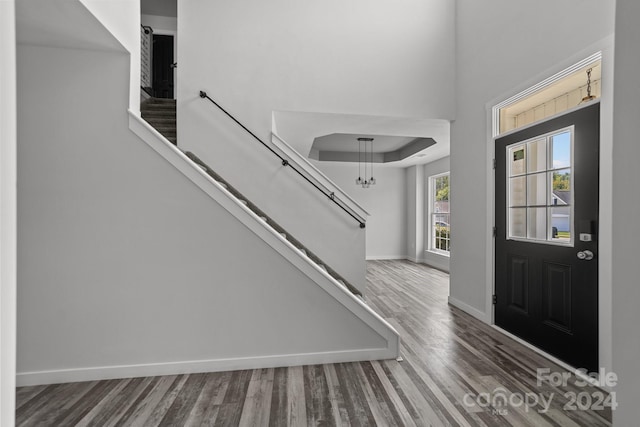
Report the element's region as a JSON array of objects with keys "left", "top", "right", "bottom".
[{"left": 199, "top": 91, "right": 365, "bottom": 228}]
